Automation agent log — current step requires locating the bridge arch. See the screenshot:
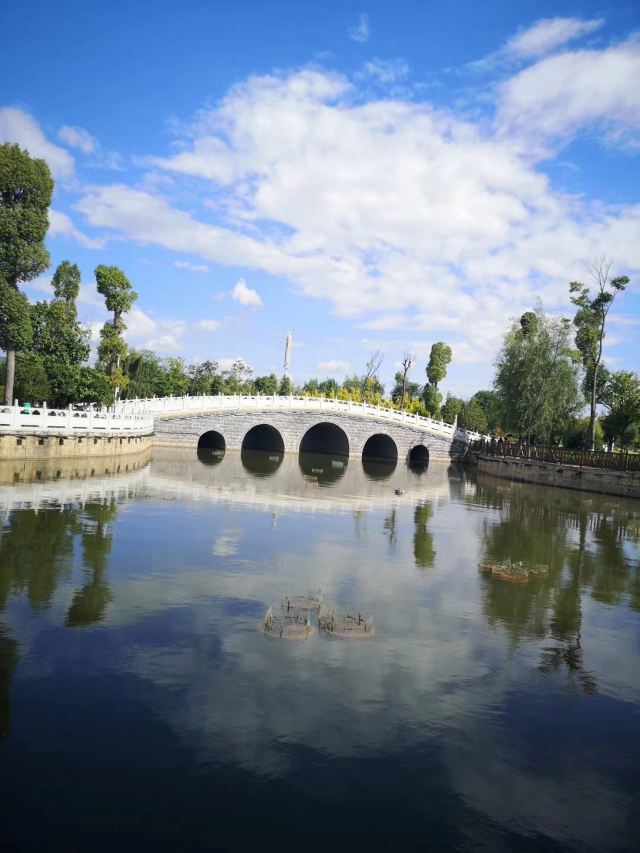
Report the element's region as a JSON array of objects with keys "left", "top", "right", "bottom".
[
  {"left": 362, "top": 433, "right": 398, "bottom": 463},
  {"left": 241, "top": 424, "right": 285, "bottom": 453},
  {"left": 197, "top": 430, "right": 226, "bottom": 451},
  {"left": 409, "top": 444, "right": 430, "bottom": 467},
  {"left": 299, "top": 422, "right": 349, "bottom": 457}
]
